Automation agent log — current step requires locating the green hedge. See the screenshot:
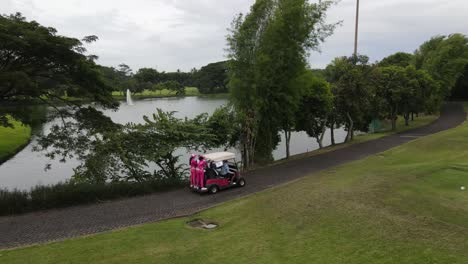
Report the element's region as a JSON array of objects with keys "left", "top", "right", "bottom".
[{"left": 0, "top": 178, "right": 186, "bottom": 216}]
